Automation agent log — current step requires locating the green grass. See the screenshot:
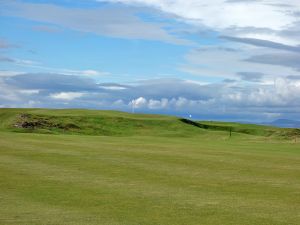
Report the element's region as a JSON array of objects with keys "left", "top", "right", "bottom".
[
  {"left": 0, "top": 108, "right": 207, "bottom": 137},
  {"left": 0, "top": 108, "right": 300, "bottom": 224},
  {"left": 1, "top": 108, "right": 299, "bottom": 139}
]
